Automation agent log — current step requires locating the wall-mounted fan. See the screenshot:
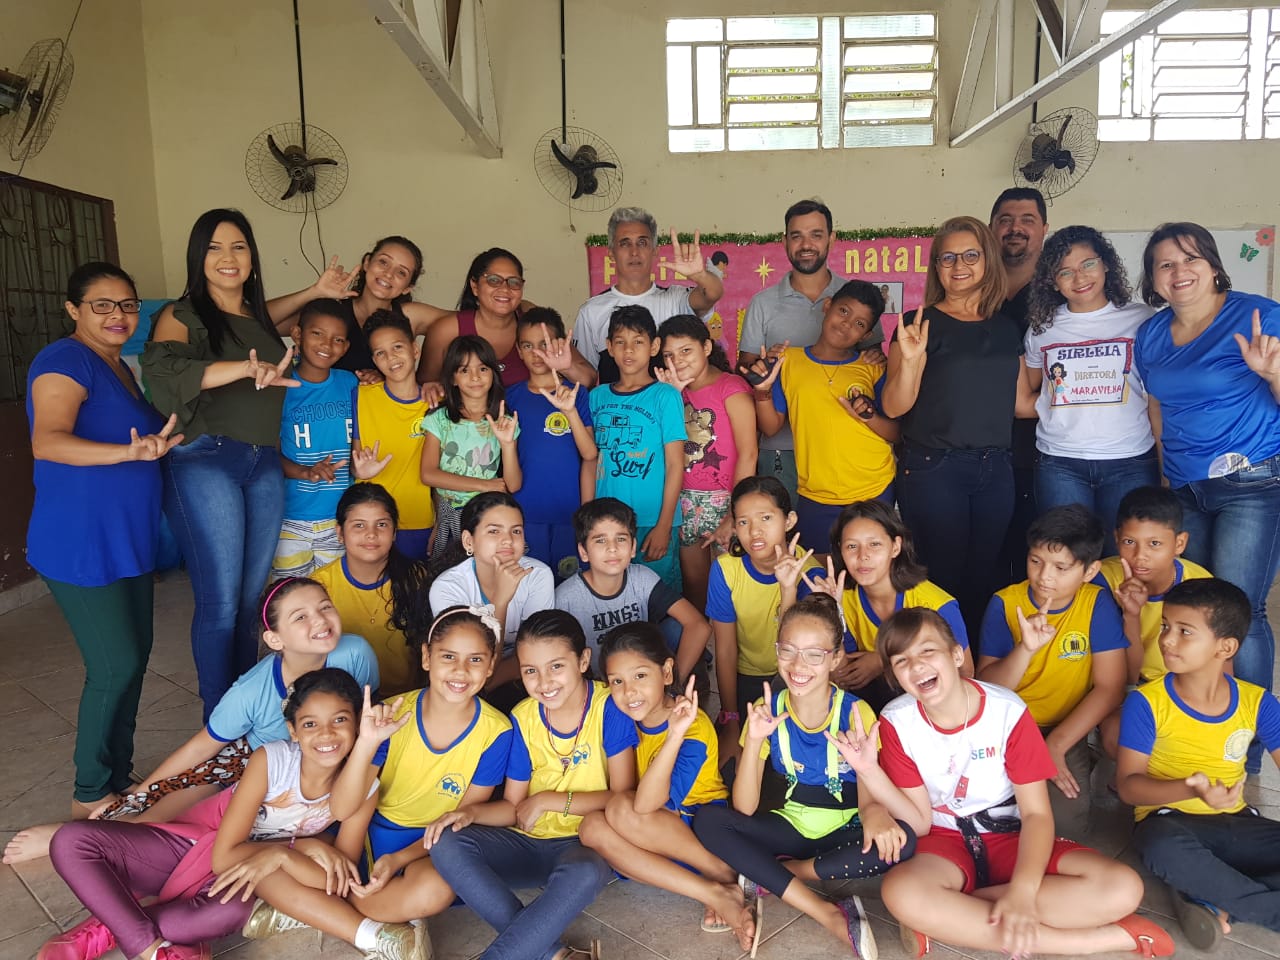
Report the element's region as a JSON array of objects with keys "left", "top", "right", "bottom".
[
  {"left": 533, "top": 0, "right": 623, "bottom": 212},
  {"left": 0, "top": 39, "right": 74, "bottom": 162},
  {"left": 1013, "top": 107, "right": 1098, "bottom": 200},
  {"left": 245, "top": 121, "right": 347, "bottom": 212}
]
